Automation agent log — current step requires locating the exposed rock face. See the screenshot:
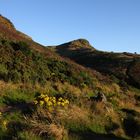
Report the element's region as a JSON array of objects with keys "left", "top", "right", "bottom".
[{"left": 89, "top": 92, "right": 107, "bottom": 103}]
